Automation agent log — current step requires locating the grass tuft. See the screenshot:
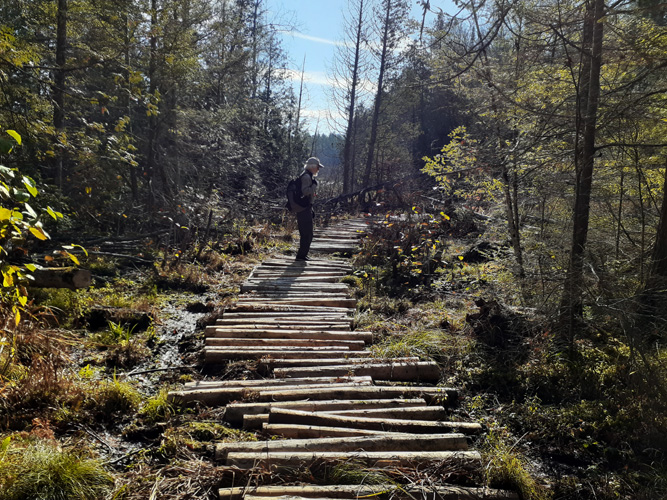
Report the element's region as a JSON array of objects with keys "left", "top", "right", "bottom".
[
  {"left": 0, "top": 439, "right": 114, "bottom": 500},
  {"left": 483, "top": 427, "right": 551, "bottom": 500}
]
